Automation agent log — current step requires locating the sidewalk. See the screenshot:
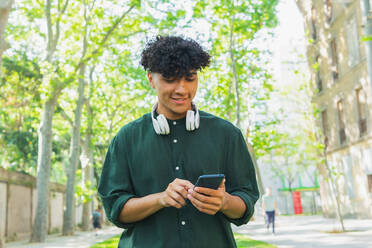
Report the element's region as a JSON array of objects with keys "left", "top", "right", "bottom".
[
  {"left": 5, "top": 216, "right": 372, "bottom": 248},
  {"left": 5, "top": 226, "right": 123, "bottom": 248},
  {"left": 233, "top": 215, "right": 372, "bottom": 248}
]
